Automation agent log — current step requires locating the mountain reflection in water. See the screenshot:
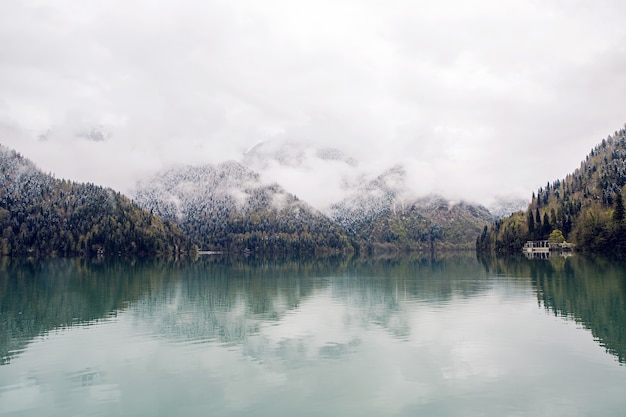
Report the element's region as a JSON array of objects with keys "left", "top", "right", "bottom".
[
  {"left": 2, "top": 253, "right": 625, "bottom": 366},
  {"left": 478, "top": 254, "right": 626, "bottom": 364},
  {"left": 2, "top": 253, "right": 626, "bottom": 416}
]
